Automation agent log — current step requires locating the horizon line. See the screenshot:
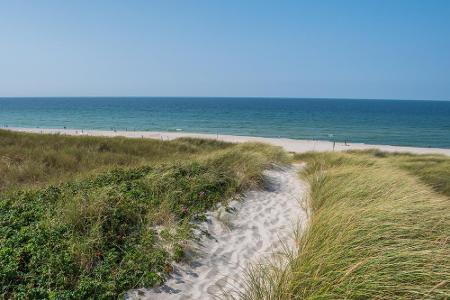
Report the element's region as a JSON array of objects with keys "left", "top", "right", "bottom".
[{"left": 0, "top": 96, "right": 449, "bottom": 102}]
